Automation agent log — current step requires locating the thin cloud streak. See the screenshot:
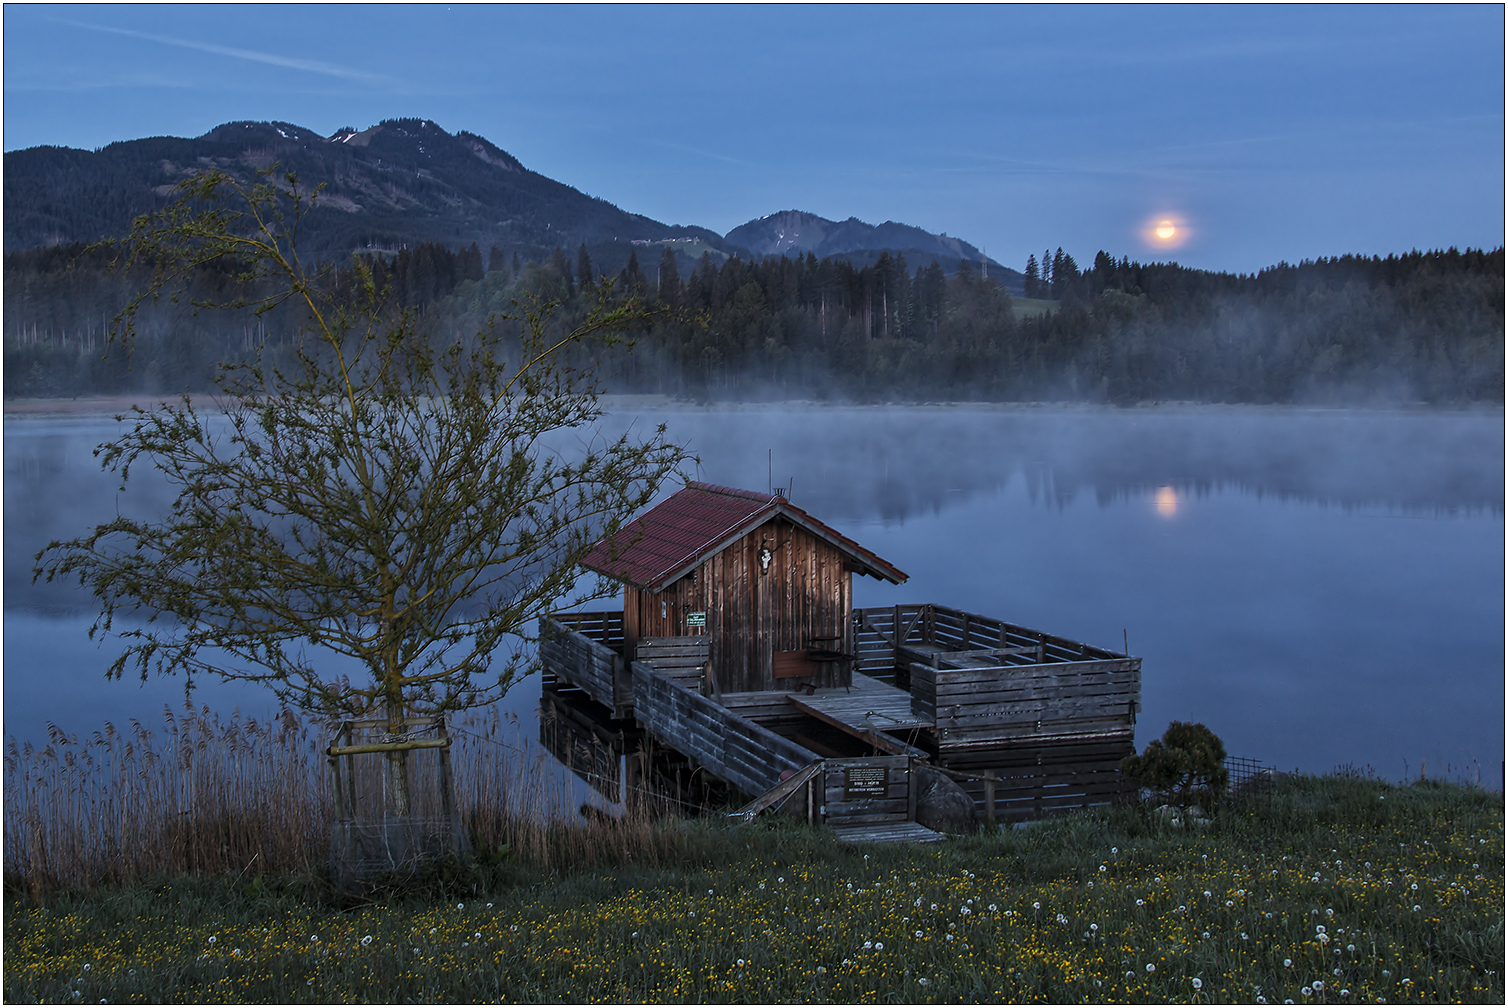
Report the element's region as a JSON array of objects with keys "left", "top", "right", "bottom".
[{"left": 57, "top": 19, "right": 399, "bottom": 88}]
